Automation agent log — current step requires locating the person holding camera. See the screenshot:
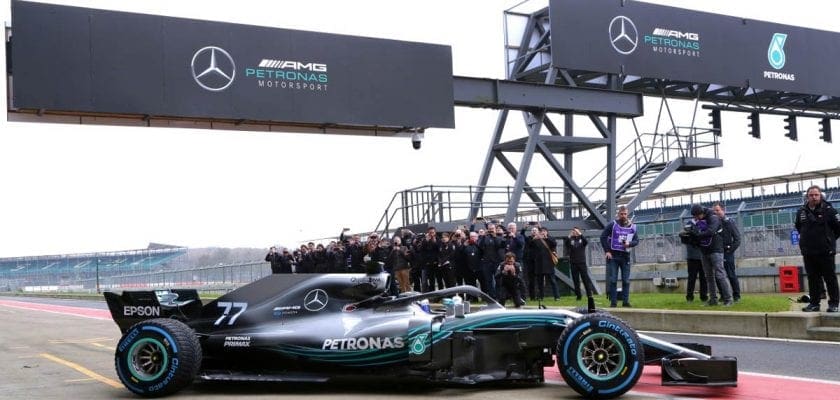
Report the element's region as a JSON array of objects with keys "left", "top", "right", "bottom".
[
  {"left": 265, "top": 246, "right": 293, "bottom": 274},
  {"left": 388, "top": 237, "right": 412, "bottom": 293},
  {"left": 562, "top": 227, "right": 594, "bottom": 301},
  {"left": 600, "top": 205, "right": 638, "bottom": 307},
  {"left": 416, "top": 226, "right": 441, "bottom": 292},
  {"left": 495, "top": 252, "right": 525, "bottom": 308},
  {"left": 684, "top": 205, "right": 733, "bottom": 307}
]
